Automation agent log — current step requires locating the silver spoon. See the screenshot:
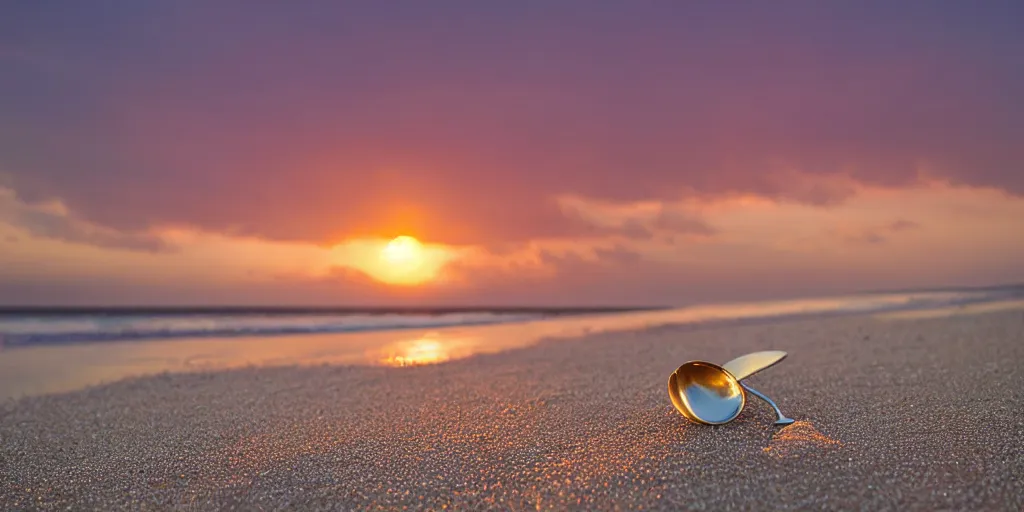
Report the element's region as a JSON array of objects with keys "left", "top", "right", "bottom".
[{"left": 669, "top": 351, "right": 795, "bottom": 426}]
